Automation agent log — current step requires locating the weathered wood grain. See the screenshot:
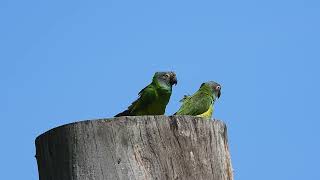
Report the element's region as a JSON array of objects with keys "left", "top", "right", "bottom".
[{"left": 35, "top": 115, "right": 233, "bottom": 180}]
